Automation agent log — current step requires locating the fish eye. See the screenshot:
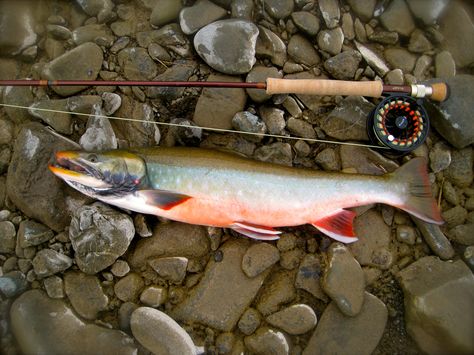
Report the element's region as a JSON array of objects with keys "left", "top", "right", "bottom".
[{"left": 88, "top": 154, "right": 98, "bottom": 163}]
